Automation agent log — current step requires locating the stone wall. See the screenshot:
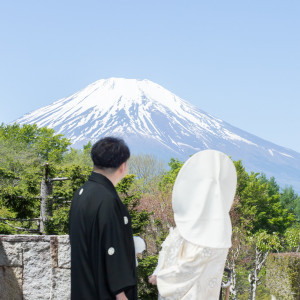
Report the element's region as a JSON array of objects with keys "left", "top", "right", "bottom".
[{"left": 0, "top": 235, "right": 70, "bottom": 300}]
